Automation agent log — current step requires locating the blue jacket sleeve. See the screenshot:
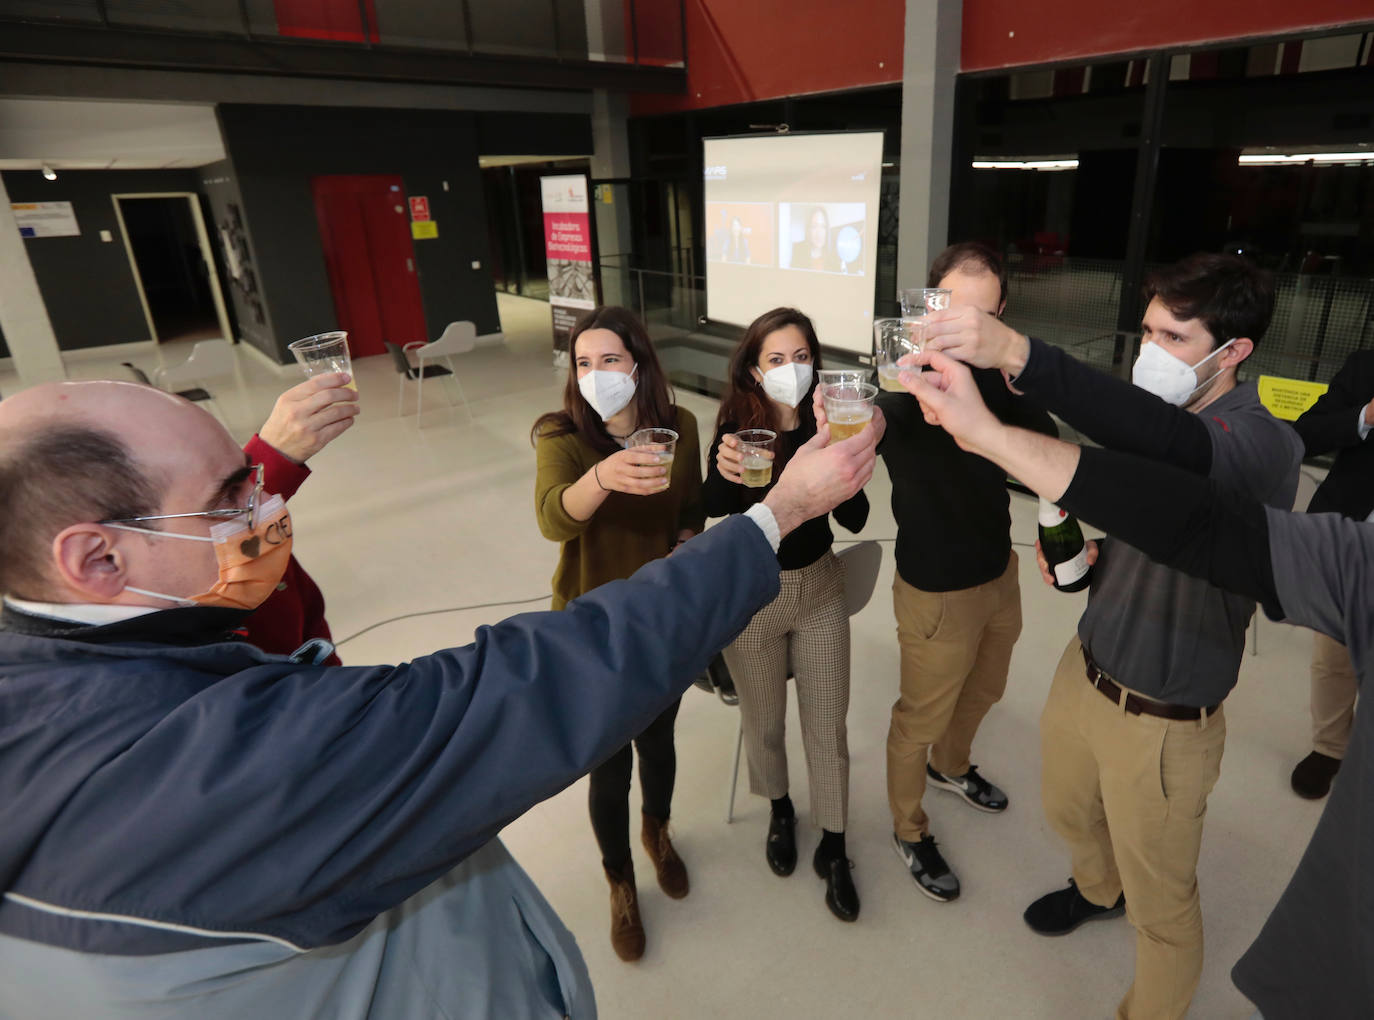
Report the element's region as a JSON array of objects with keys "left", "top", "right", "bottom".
[{"left": 32, "top": 516, "right": 780, "bottom": 951}]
